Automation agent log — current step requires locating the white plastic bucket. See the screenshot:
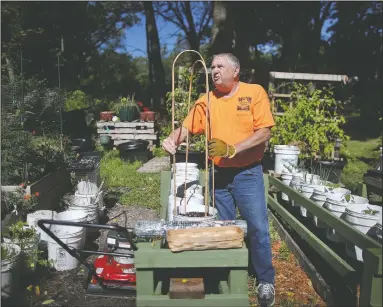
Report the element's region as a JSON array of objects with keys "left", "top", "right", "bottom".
[
  {"left": 1, "top": 243, "right": 21, "bottom": 298},
  {"left": 170, "top": 178, "right": 198, "bottom": 195},
  {"left": 304, "top": 174, "right": 321, "bottom": 185},
  {"left": 281, "top": 173, "right": 293, "bottom": 201},
  {"left": 47, "top": 225, "right": 85, "bottom": 271},
  {"left": 27, "top": 210, "right": 58, "bottom": 243},
  {"left": 274, "top": 145, "right": 300, "bottom": 175},
  {"left": 344, "top": 204, "right": 382, "bottom": 262},
  {"left": 311, "top": 189, "right": 331, "bottom": 228},
  {"left": 168, "top": 194, "right": 204, "bottom": 221},
  {"left": 77, "top": 181, "right": 98, "bottom": 195},
  {"left": 289, "top": 177, "right": 303, "bottom": 207},
  {"left": 56, "top": 210, "right": 88, "bottom": 223},
  {"left": 324, "top": 197, "right": 350, "bottom": 243},
  {"left": 174, "top": 203, "right": 218, "bottom": 222},
  {"left": 173, "top": 162, "right": 198, "bottom": 170},
  {"left": 299, "top": 184, "right": 323, "bottom": 218}
]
